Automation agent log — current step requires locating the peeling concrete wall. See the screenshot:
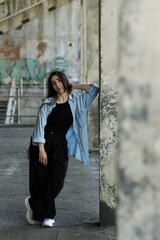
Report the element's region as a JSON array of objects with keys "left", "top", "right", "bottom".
[
  {"left": 0, "top": 0, "right": 80, "bottom": 85},
  {"left": 81, "top": 0, "right": 99, "bottom": 150},
  {"left": 117, "top": 0, "right": 160, "bottom": 239},
  {"left": 99, "top": 0, "right": 120, "bottom": 225}
]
